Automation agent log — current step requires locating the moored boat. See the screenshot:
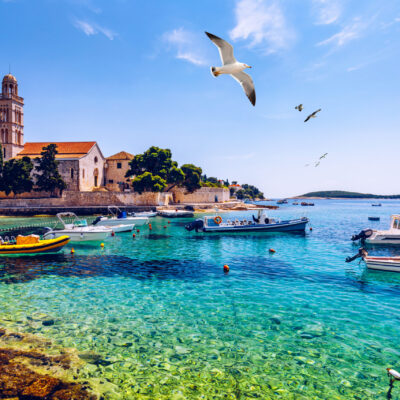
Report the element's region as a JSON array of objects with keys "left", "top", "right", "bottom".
[
  {"left": 158, "top": 209, "right": 194, "bottom": 218},
  {"left": 346, "top": 248, "right": 400, "bottom": 272},
  {"left": 185, "top": 209, "right": 309, "bottom": 233},
  {"left": 352, "top": 215, "right": 400, "bottom": 245},
  {"left": 93, "top": 206, "right": 149, "bottom": 227},
  {"left": 43, "top": 213, "right": 112, "bottom": 242},
  {"left": 0, "top": 235, "right": 70, "bottom": 255}
]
